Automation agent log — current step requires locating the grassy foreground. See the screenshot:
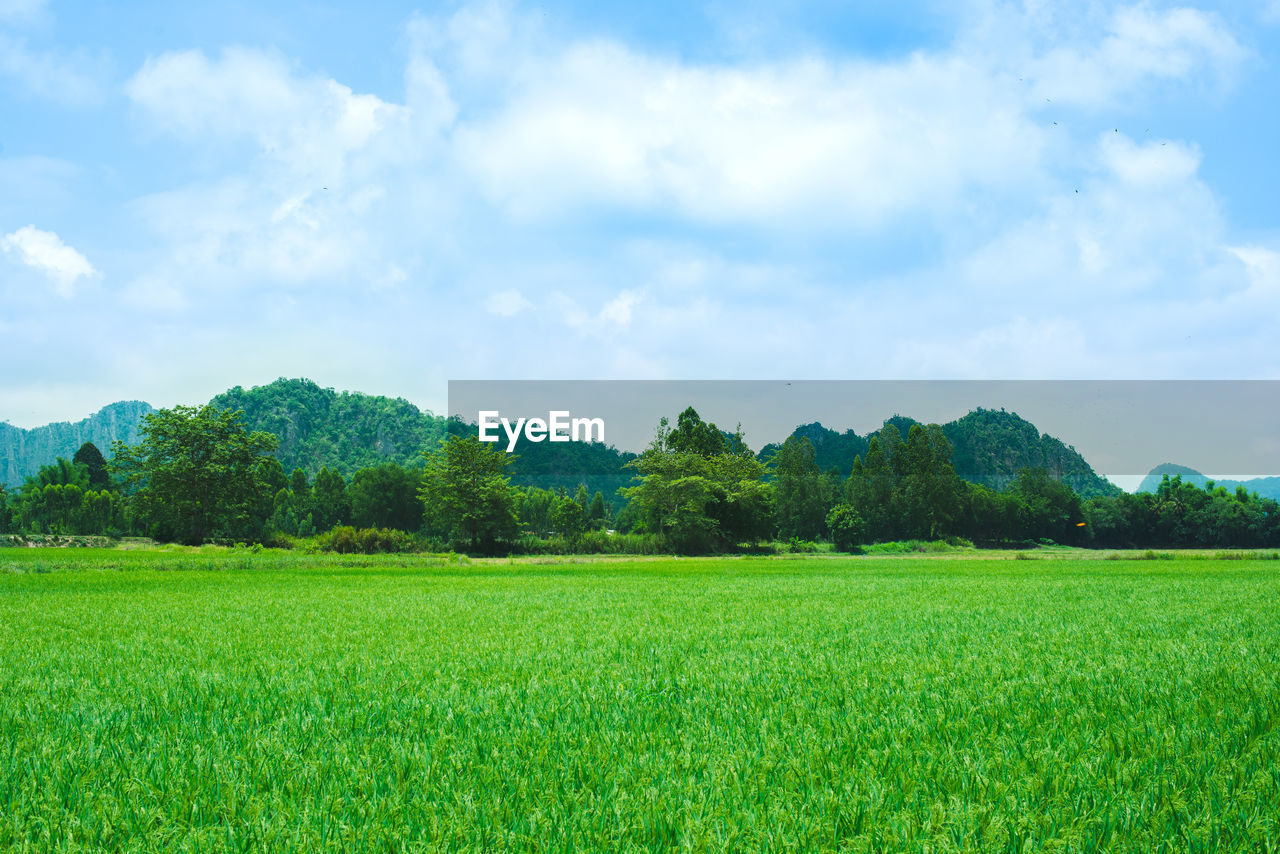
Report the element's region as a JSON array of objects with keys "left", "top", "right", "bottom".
[{"left": 1, "top": 550, "right": 1278, "bottom": 852}]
